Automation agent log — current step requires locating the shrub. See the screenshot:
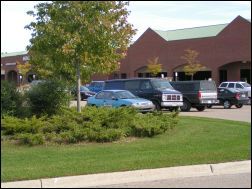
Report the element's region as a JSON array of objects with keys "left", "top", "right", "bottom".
[
  {"left": 1, "top": 115, "right": 46, "bottom": 136},
  {"left": 1, "top": 81, "right": 23, "bottom": 117},
  {"left": 132, "top": 111, "right": 179, "bottom": 137},
  {"left": 26, "top": 80, "right": 71, "bottom": 117},
  {"left": 1, "top": 107, "right": 179, "bottom": 145},
  {"left": 16, "top": 133, "right": 45, "bottom": 146}
]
